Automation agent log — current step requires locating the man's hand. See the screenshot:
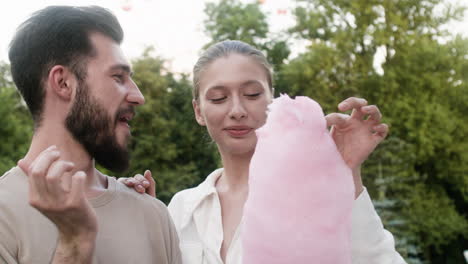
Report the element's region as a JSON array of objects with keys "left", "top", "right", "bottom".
[
  {"left": 18, "top": 145, "right": 97, "bottom": 264},
  {"left": 119, "top": 170, "right": 156, "bottom": 197},
  {"left": 325, "top": 97, "right": 389, "bottom": 197}
]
